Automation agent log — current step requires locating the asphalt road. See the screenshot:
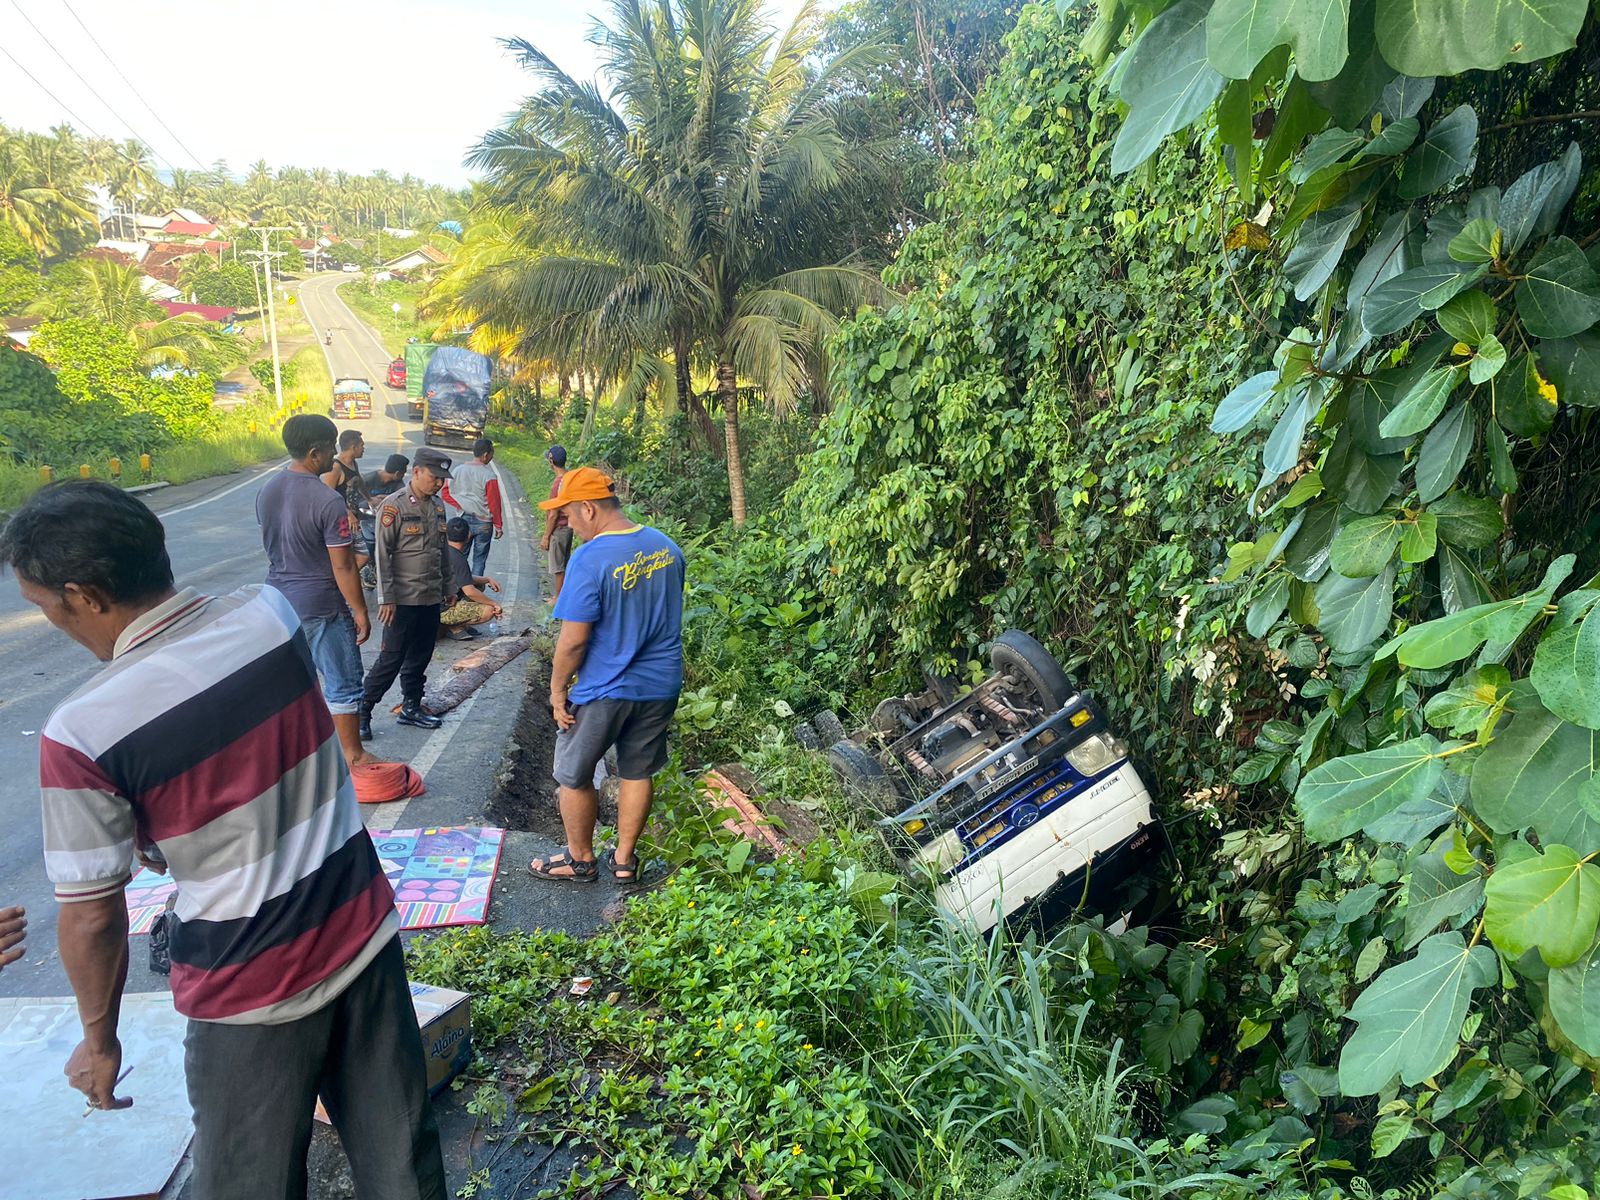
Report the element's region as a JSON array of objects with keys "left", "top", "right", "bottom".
[{"left": 0, "top": 274, "right": 540, "bottom": 1000}]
